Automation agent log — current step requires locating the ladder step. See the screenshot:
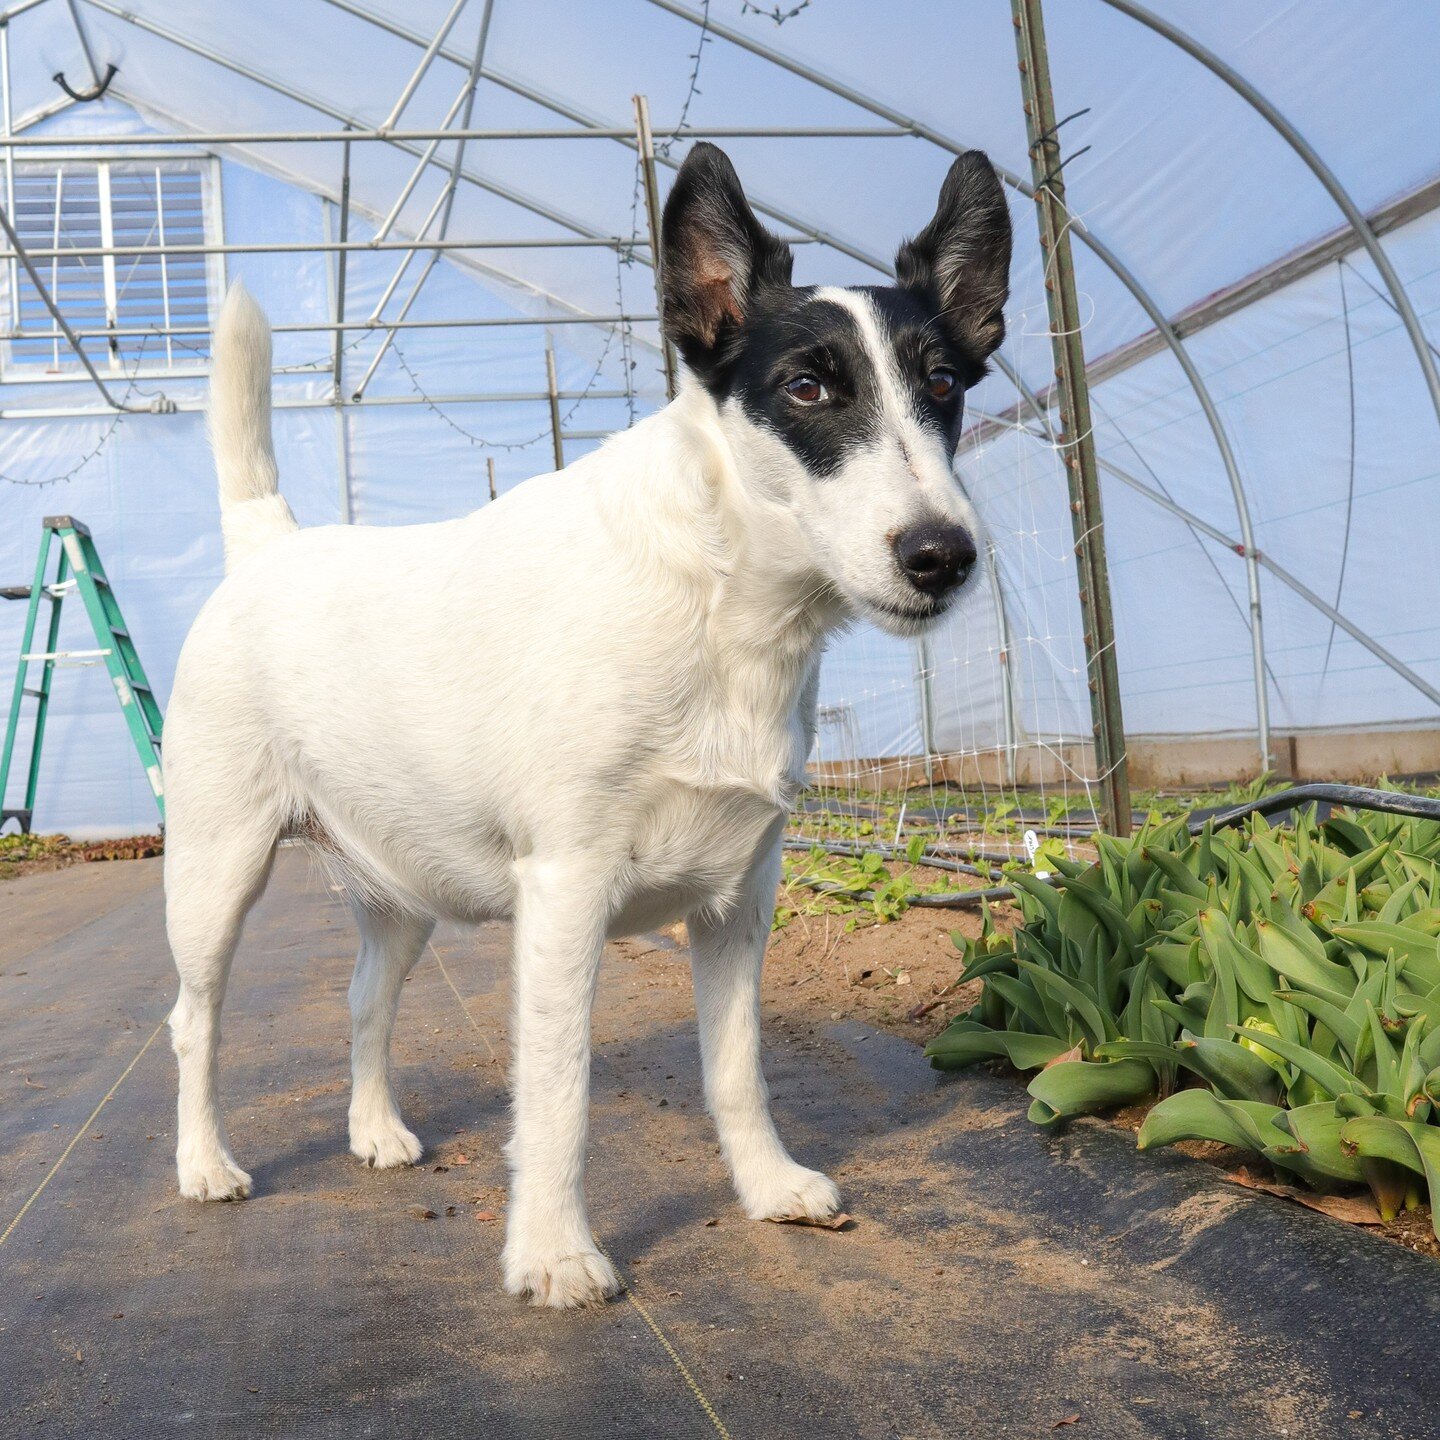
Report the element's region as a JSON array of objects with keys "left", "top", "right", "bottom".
[
  {"left": 21, "top": 647, "right": 111, "bottom": 662},
  {"left": 111, "top": 627, "right": 130, "bottom": 640},
  {"left": 22, "top": 687, "right": 46, "bottom": 699},
  {"left": 1, "top": 585, "right": 31, "bottom": 601}
]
